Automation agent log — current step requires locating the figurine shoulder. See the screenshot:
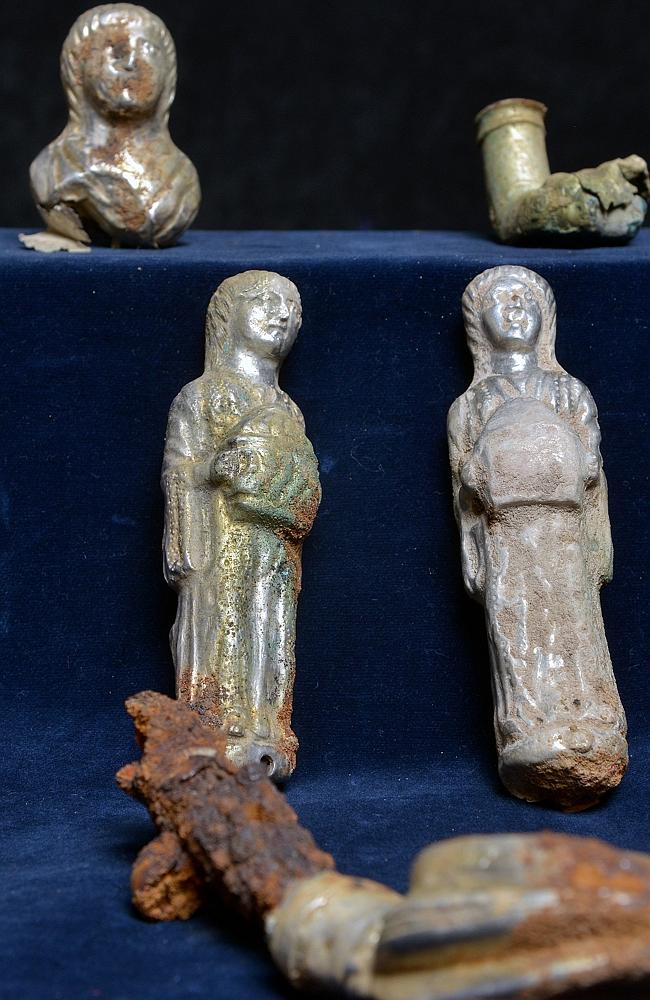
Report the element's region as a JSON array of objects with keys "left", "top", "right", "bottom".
[
  {"left": 185, "top": 371, "right": 266, "bottom": 425},
  {"left": 276, "top": 390, "right": 306, "bottom": 429},
  {"left": 449, "top": 377, "right": 511, "bottom": 432},
  {"left": 568, "top": 375, "right": 597, "bottom": 412},
  {"left": 447, "top": 393, "right": 466, "bottom": 434},
  {"left": 169, "top": 378, "right": 205, "bottom": 415},
  {"left": 170, "top": 373, "right": 237, "bottom": 407},
  {"left": 540, "top": 371, "right": 597, "bottom": 416}
]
